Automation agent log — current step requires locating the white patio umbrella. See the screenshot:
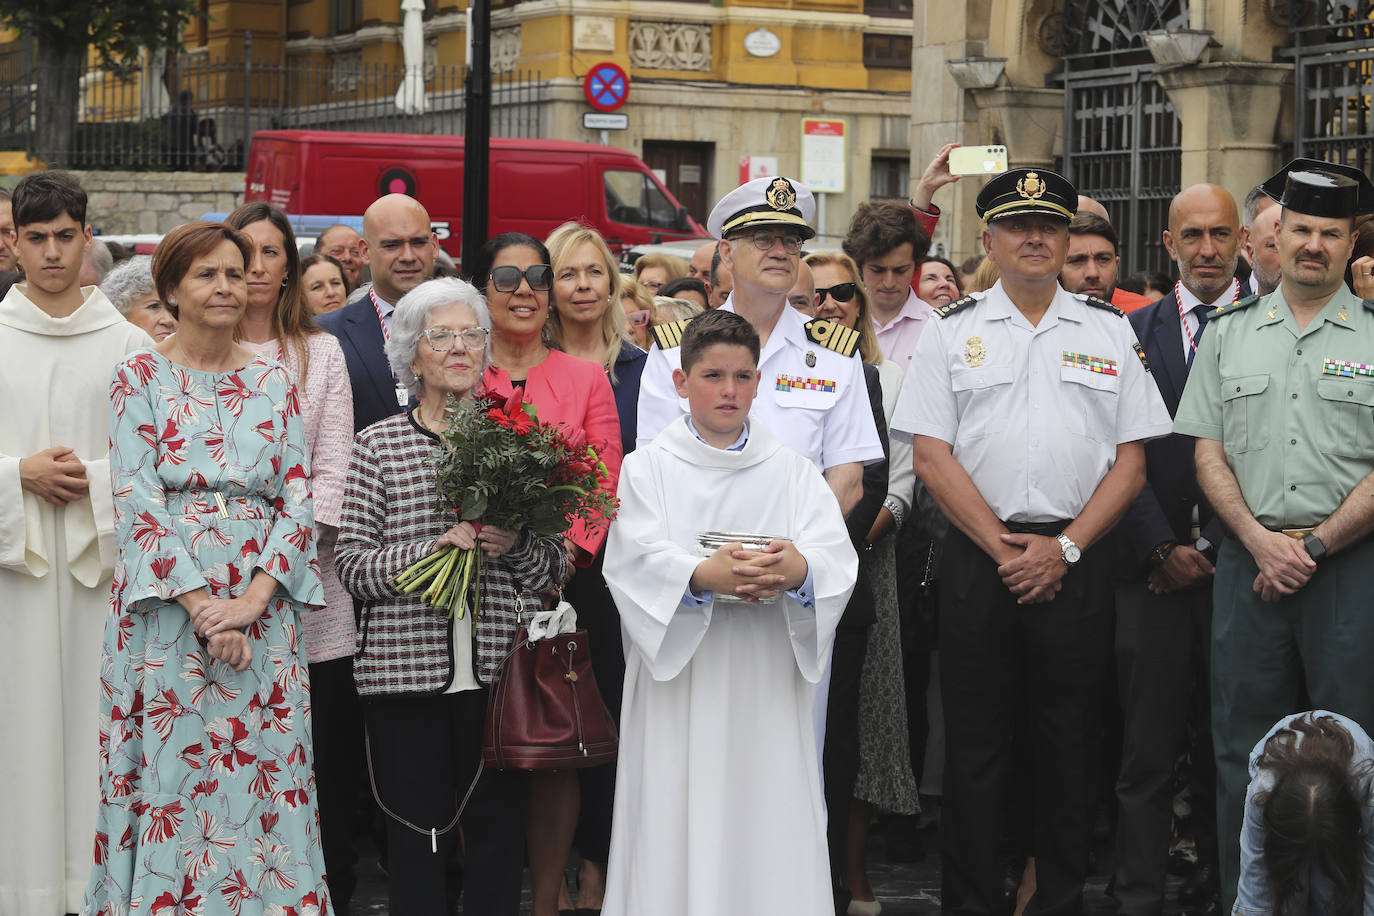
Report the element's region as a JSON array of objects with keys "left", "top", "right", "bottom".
[{"left": 395, "top": 0, "right": 428, "bottom": 114}]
